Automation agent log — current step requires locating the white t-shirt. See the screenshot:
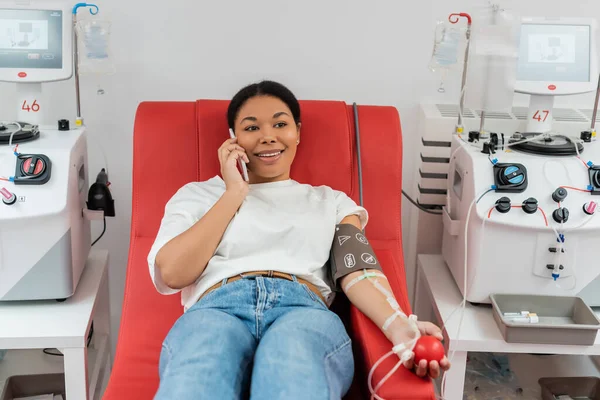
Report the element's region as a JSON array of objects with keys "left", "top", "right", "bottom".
[{"left": 147, "top": 176, "right": 368, "bottom": 312}]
